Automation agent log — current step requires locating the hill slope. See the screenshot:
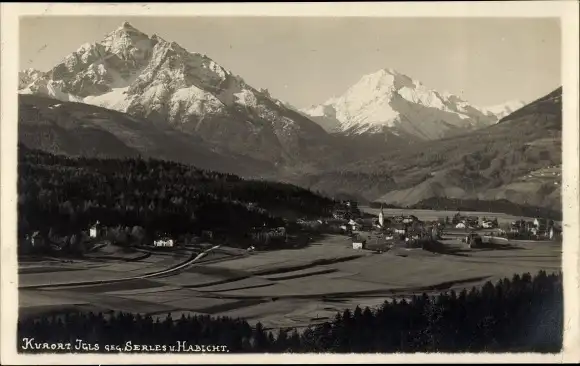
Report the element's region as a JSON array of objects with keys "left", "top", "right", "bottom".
[
  {"left": 18, "top": 94, "right": 275, "bottom": 177},
  {"left": 293, "top": 87, "right": 562, "bottom": 211}
]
